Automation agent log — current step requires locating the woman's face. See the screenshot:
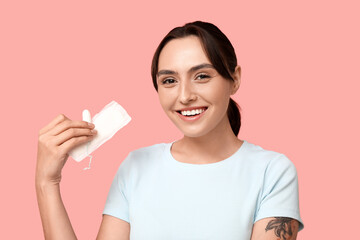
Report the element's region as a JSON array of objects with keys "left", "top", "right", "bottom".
[{"left": 156, "top": 35, "right": 239, "bottom": 138}]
